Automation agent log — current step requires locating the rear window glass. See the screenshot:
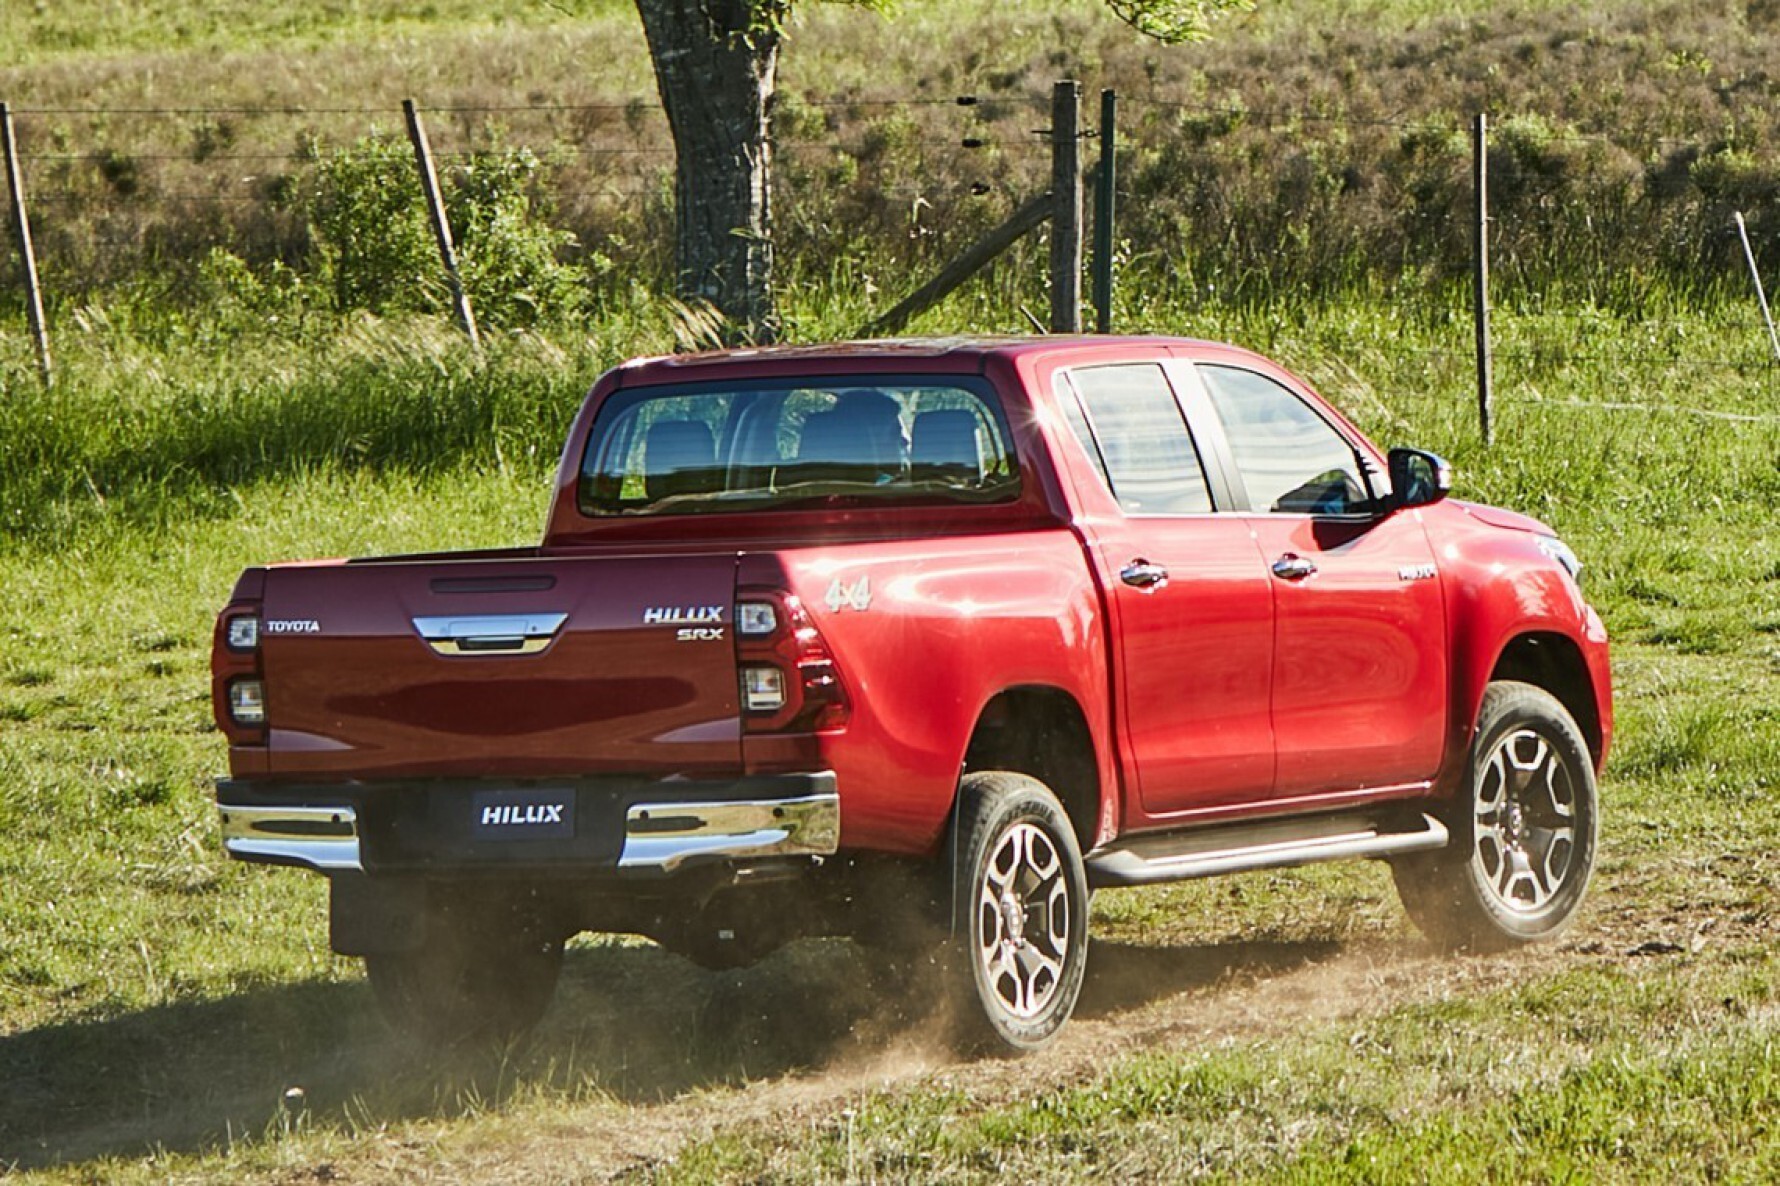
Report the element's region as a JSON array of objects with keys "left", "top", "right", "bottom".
[{"left": 578, "top": 379, "right": 1021, "bottom": 516}]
